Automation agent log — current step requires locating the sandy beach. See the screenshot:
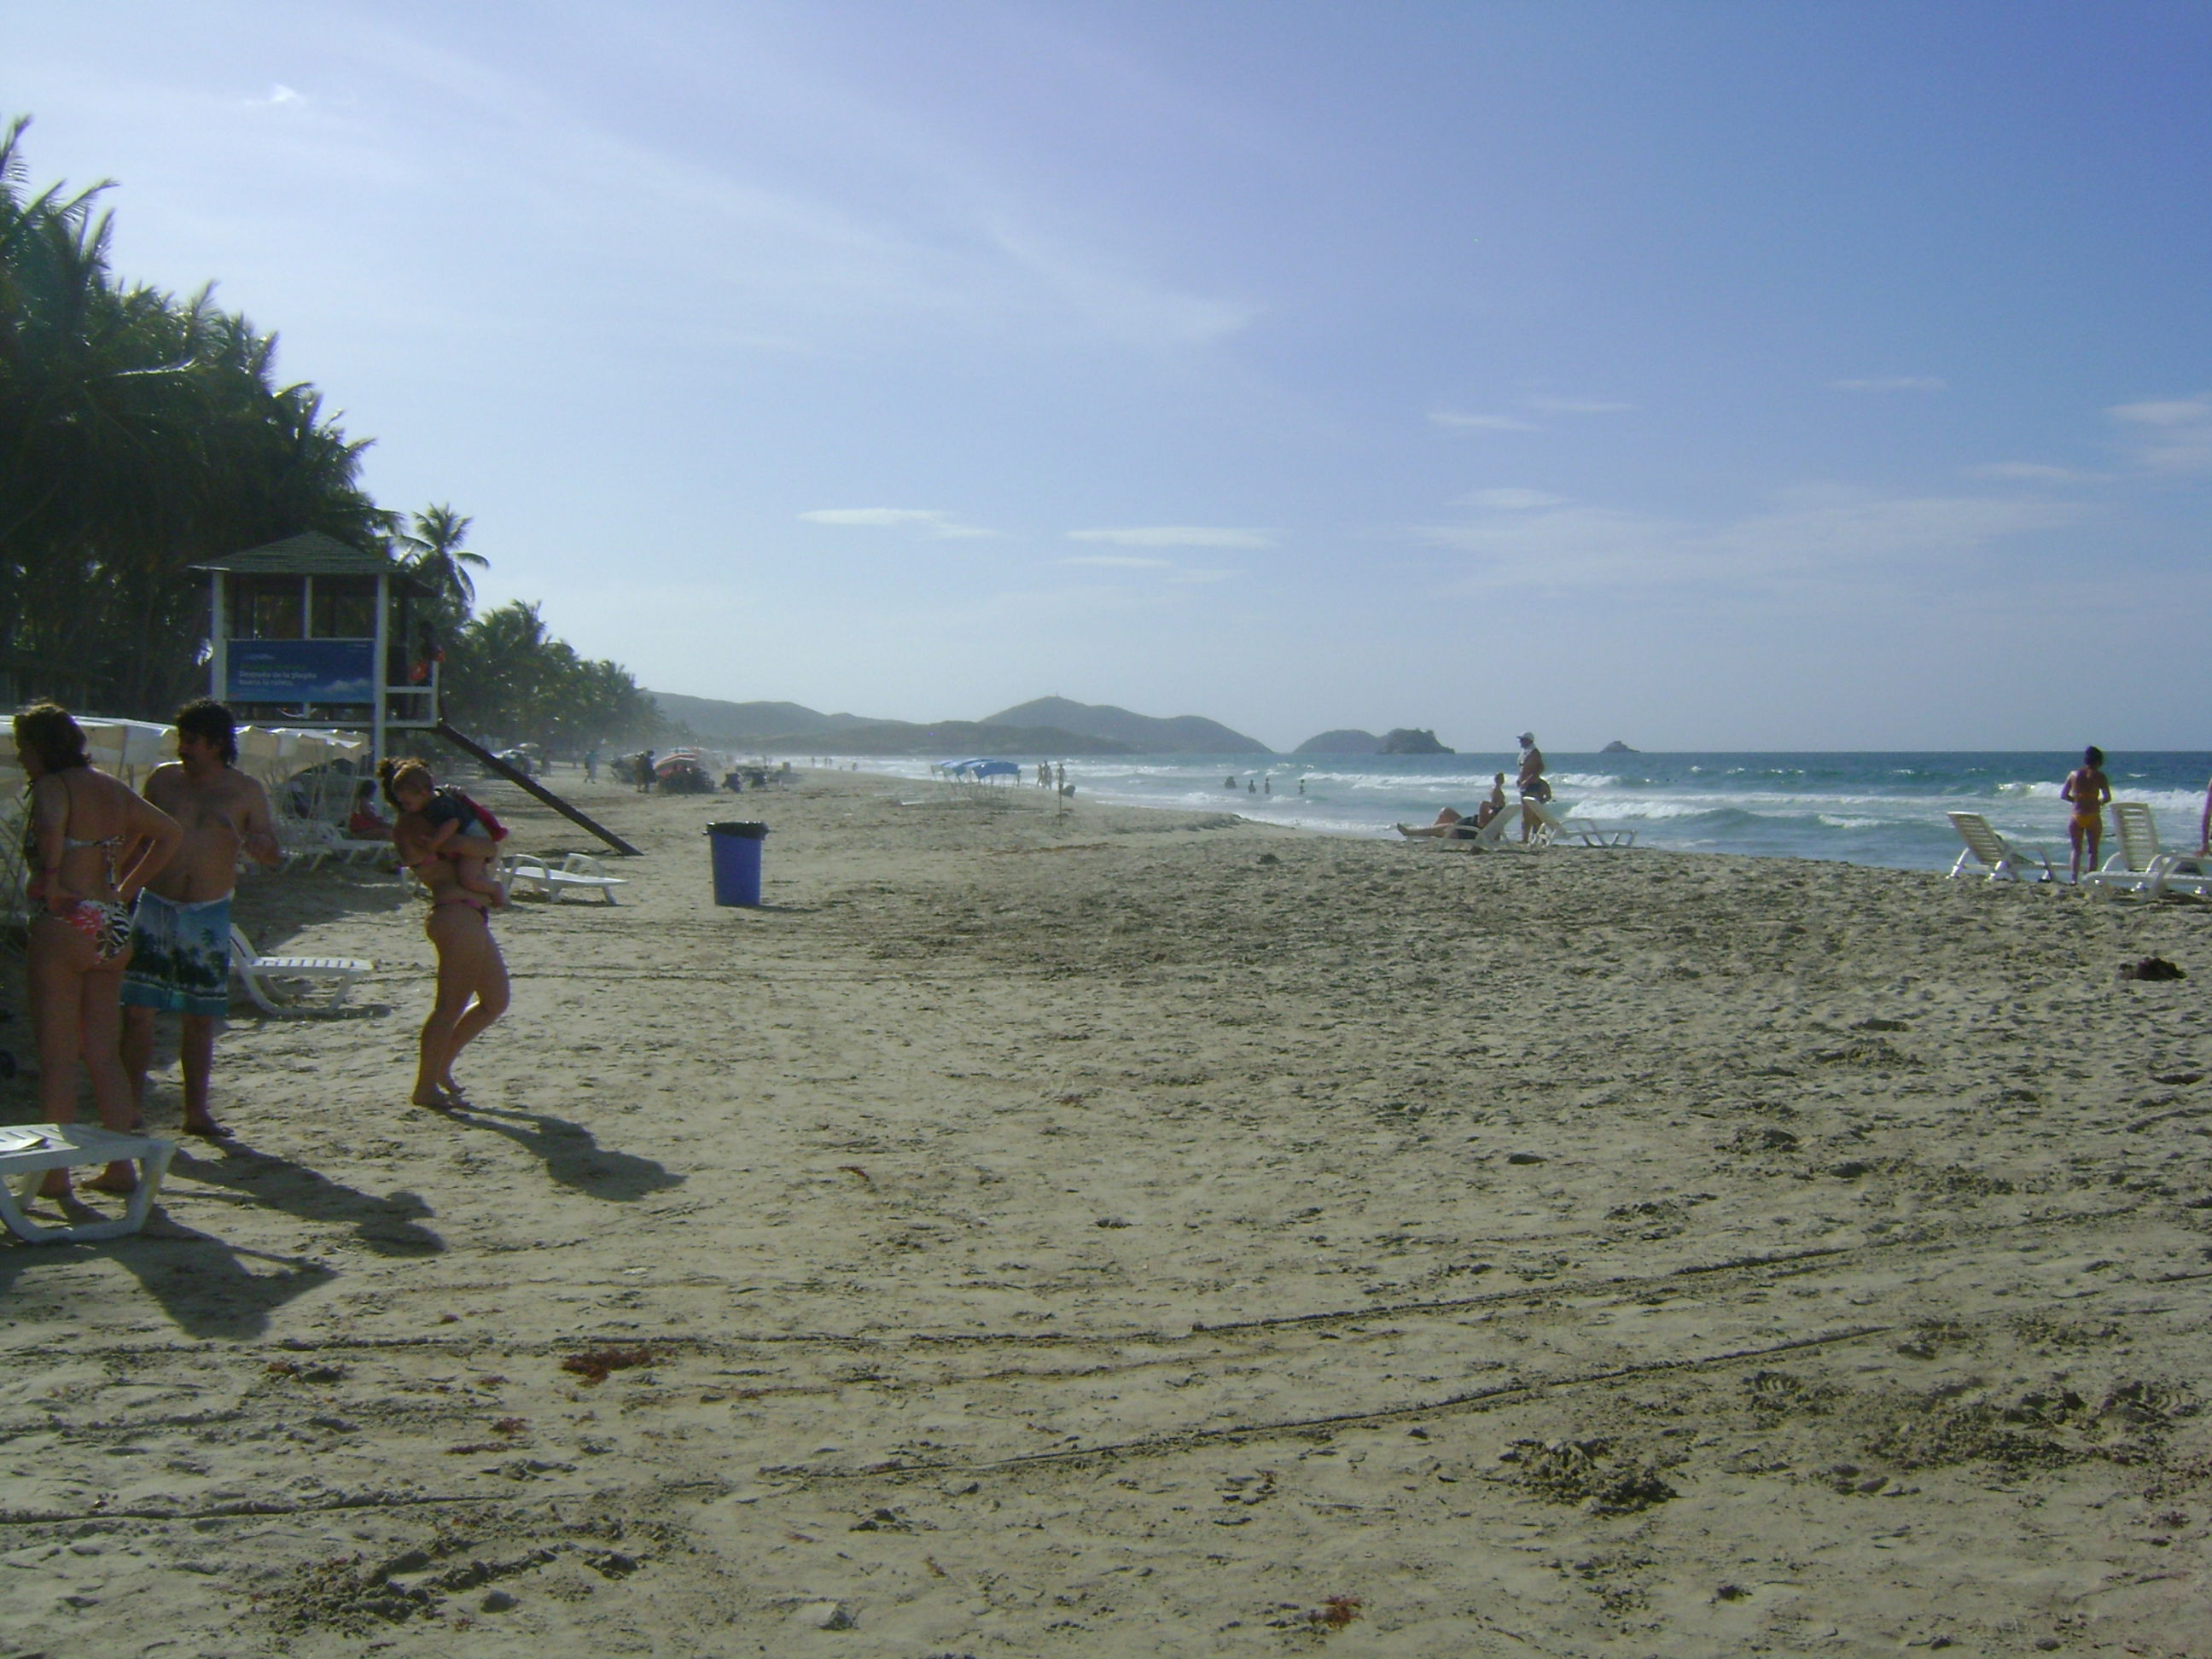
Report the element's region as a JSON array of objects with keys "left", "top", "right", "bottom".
[{"left": 3, "top": 769, "right": 2209, "bottom": 1656}]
